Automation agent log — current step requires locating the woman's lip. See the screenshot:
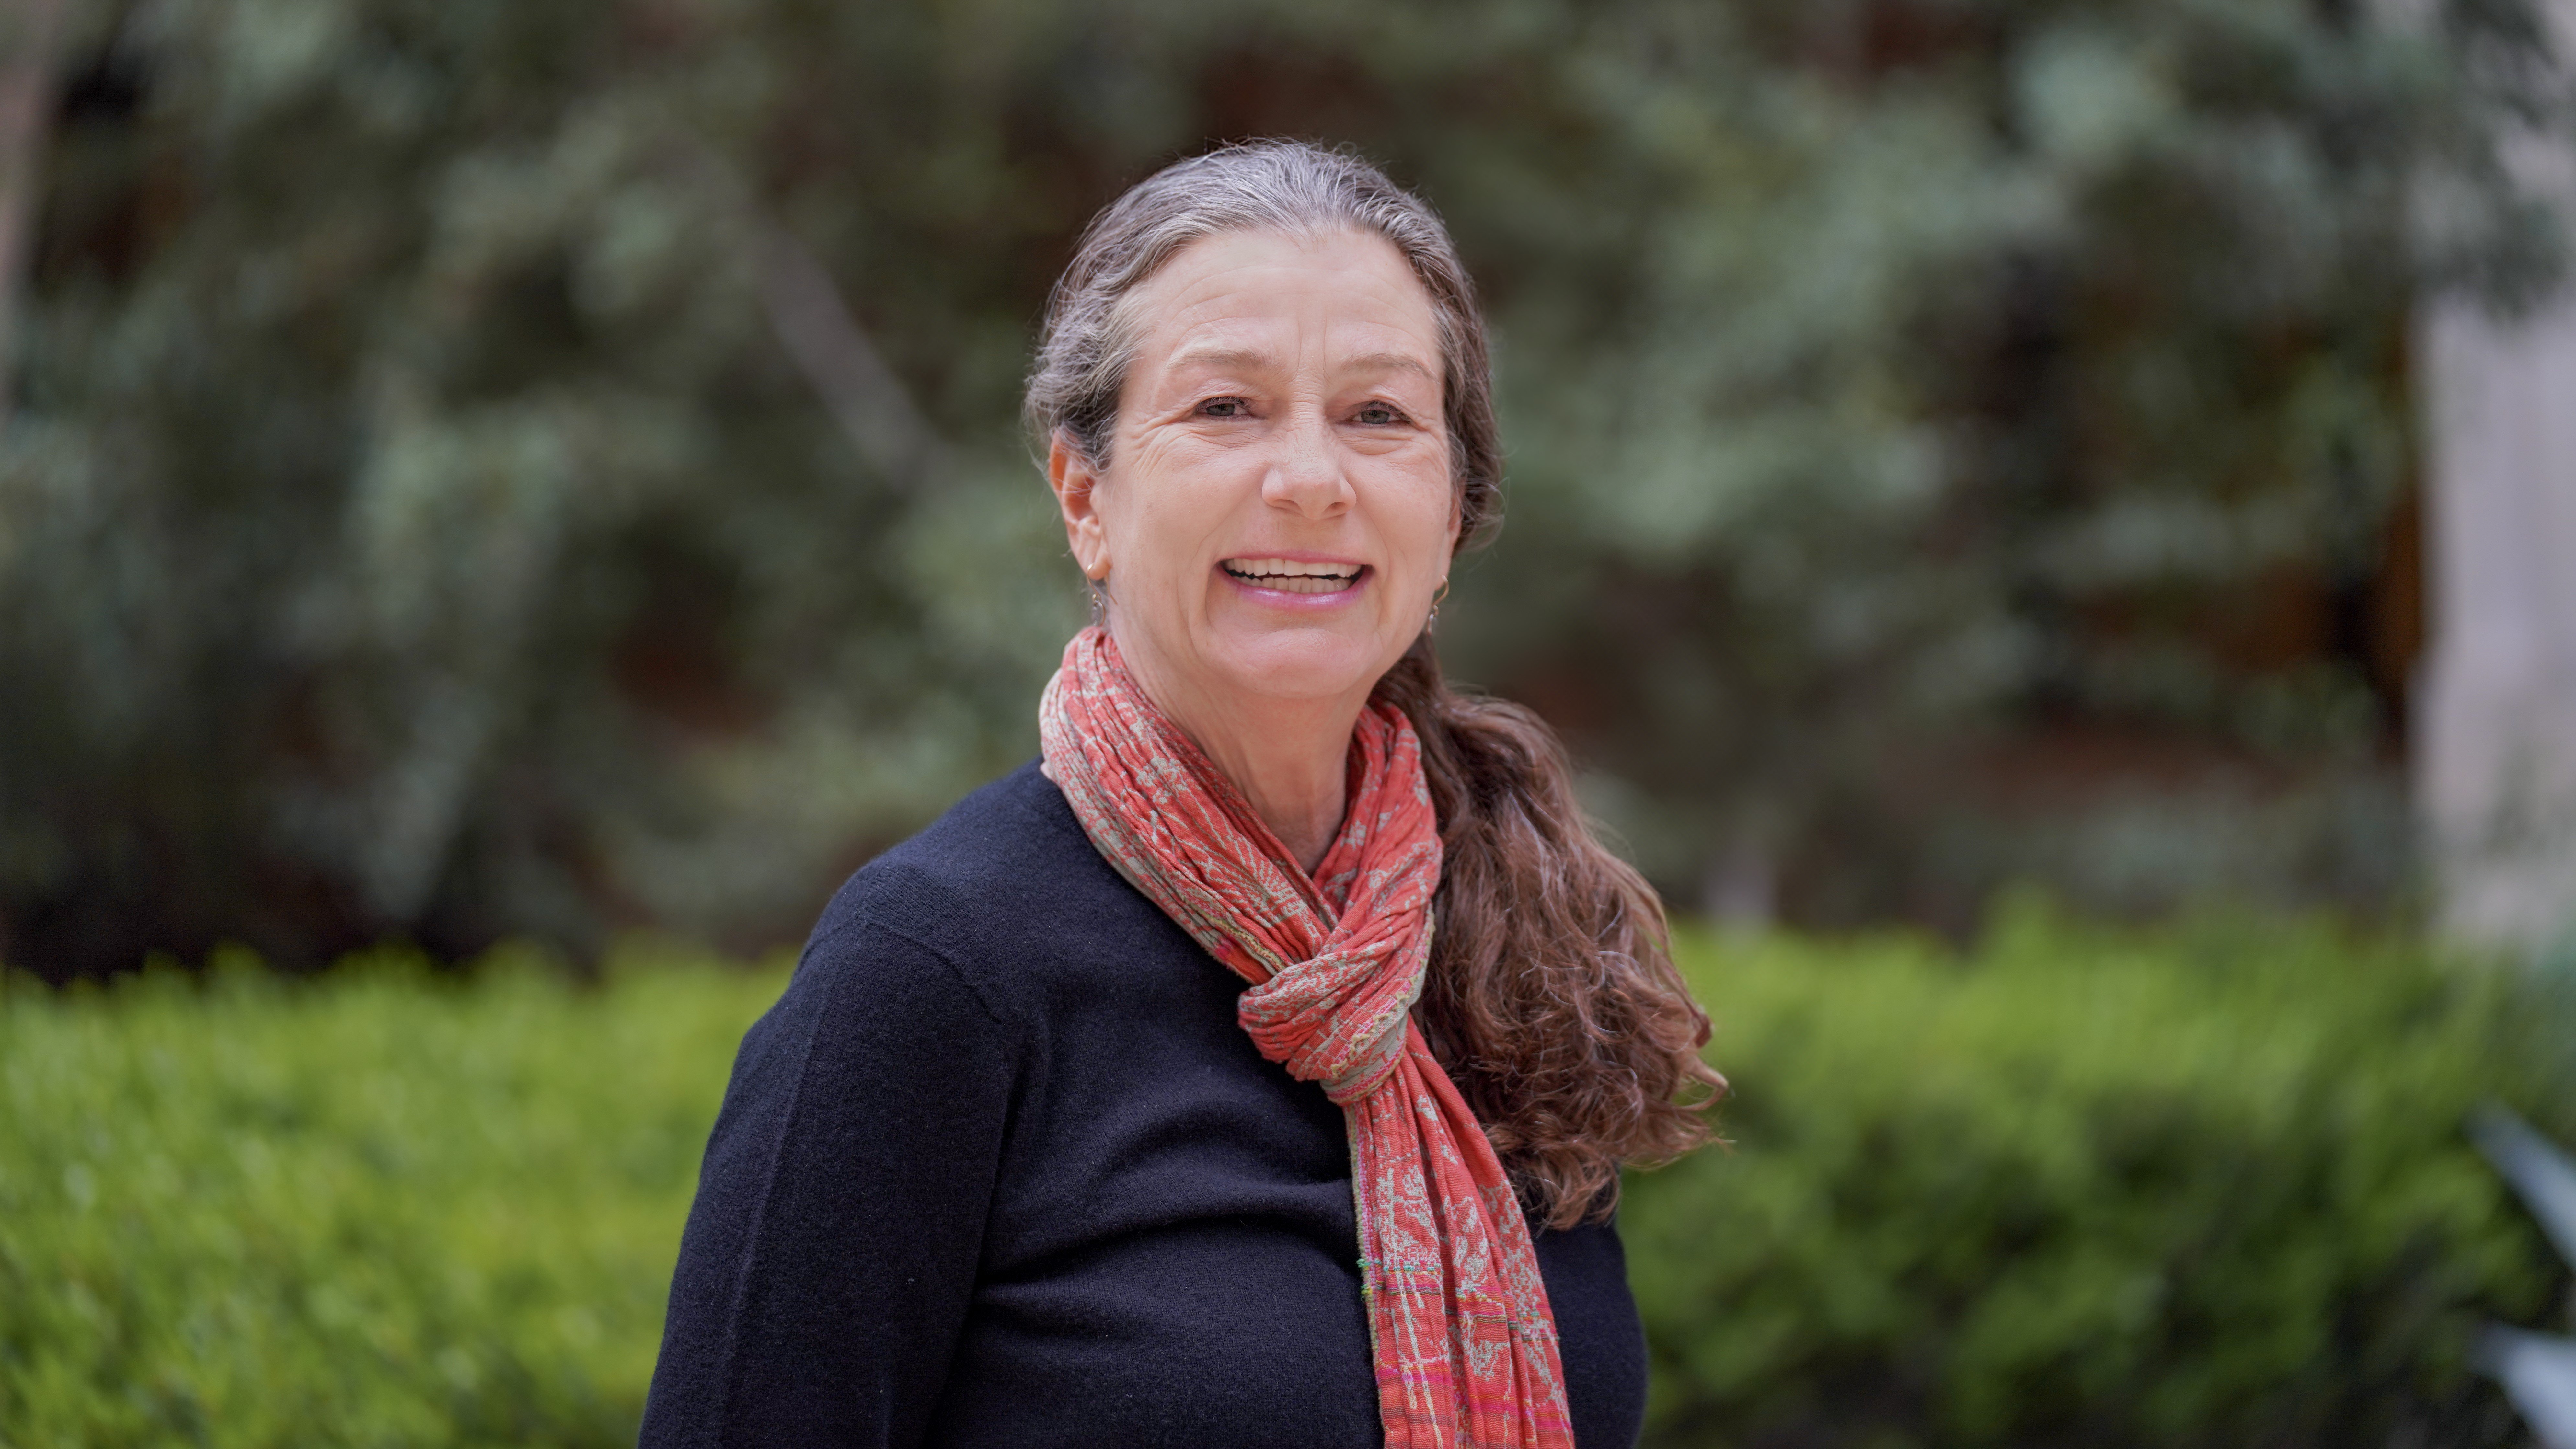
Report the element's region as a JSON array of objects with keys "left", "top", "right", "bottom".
[
  {"left": 1216, "top": 561, "right": 1373, "bottom": 609},
  {"left": 1219, "top": 551, "right": 1369, "bottom": 568}
]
